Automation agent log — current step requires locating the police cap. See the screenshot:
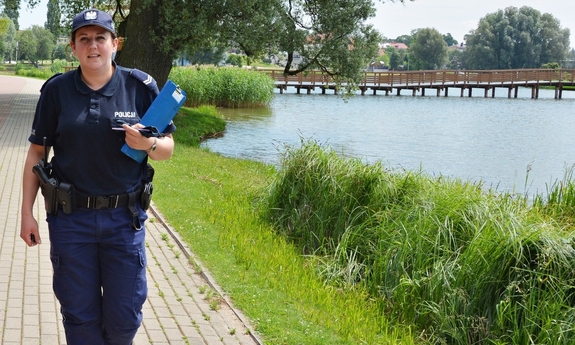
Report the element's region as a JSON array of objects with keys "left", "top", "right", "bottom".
[{"left": 72, "top": 9, "right": 115, "bottom": 35}]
